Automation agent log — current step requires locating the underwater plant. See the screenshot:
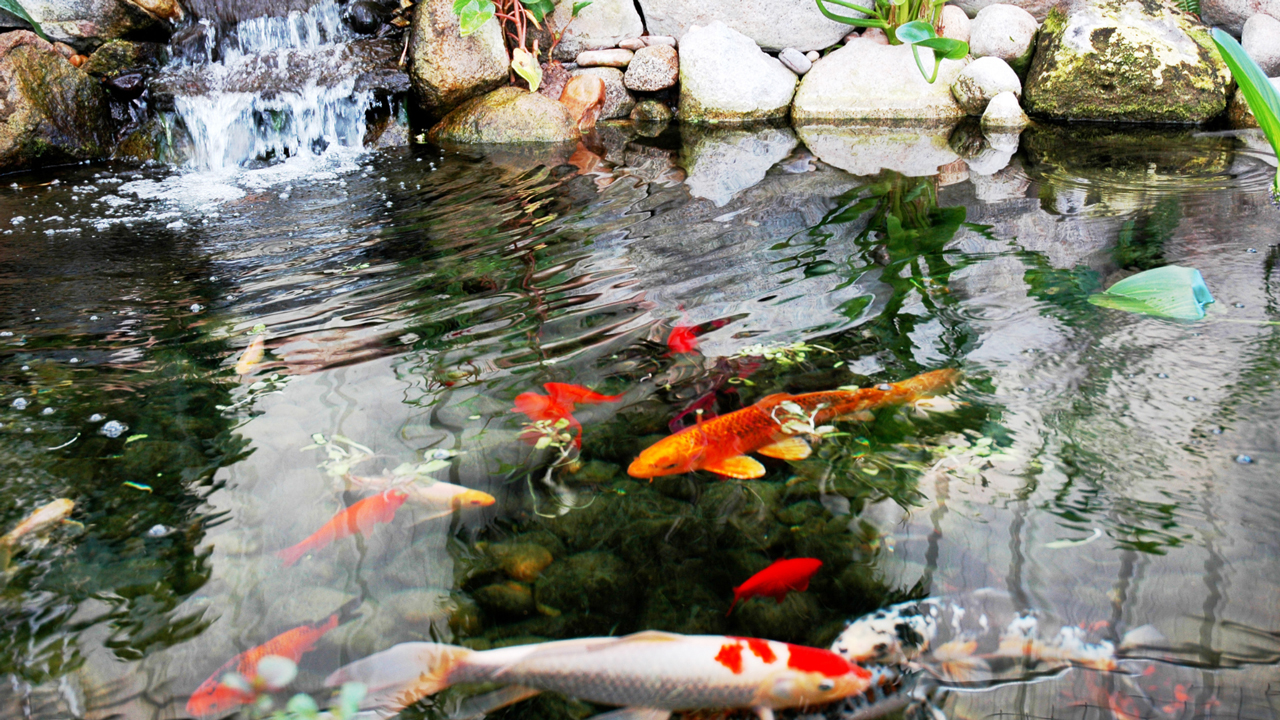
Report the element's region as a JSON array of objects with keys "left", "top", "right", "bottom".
[
  {"left": 813, "top": 0, "right": 968, "bottom": 82},
  {"left": 1212, "top": 27, "right": 1280, "bottom": 197}
]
